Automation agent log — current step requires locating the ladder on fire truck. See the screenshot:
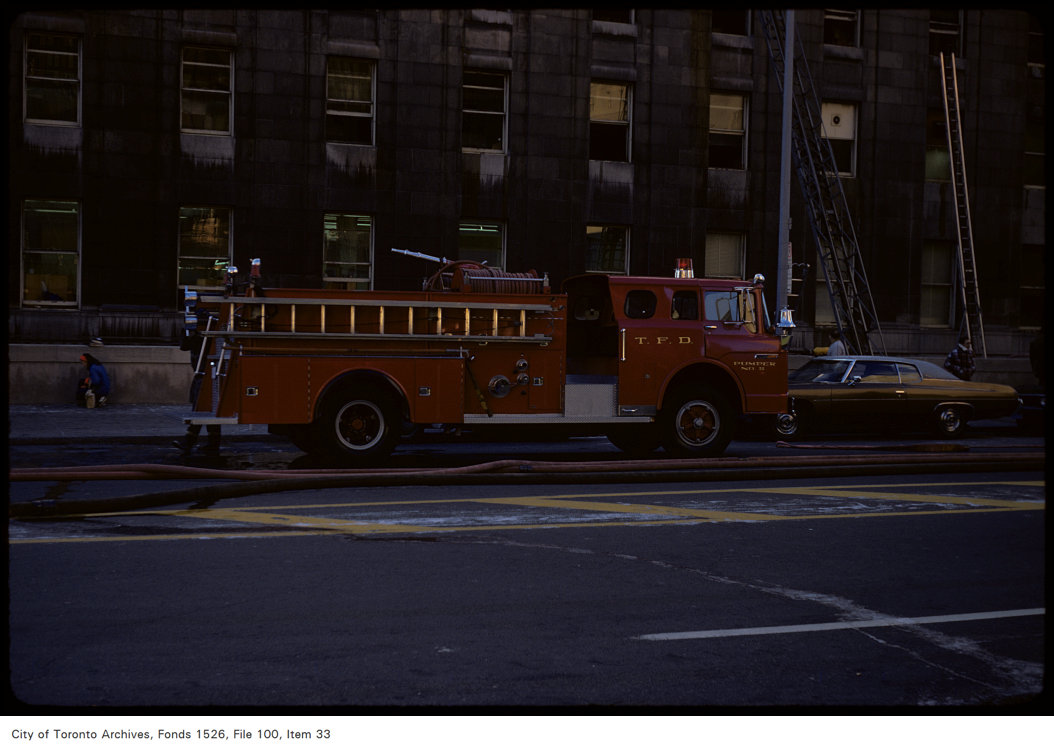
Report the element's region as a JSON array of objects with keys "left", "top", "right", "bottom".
[
  {"left": 206, "top": 295, "right": 555, "bottom": 342},
  {"left": 940, "top": 52, "right": 987, "bottom": 357},
  {"left": 758, "top": 10, "right": 884, "bottom": 355}
]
